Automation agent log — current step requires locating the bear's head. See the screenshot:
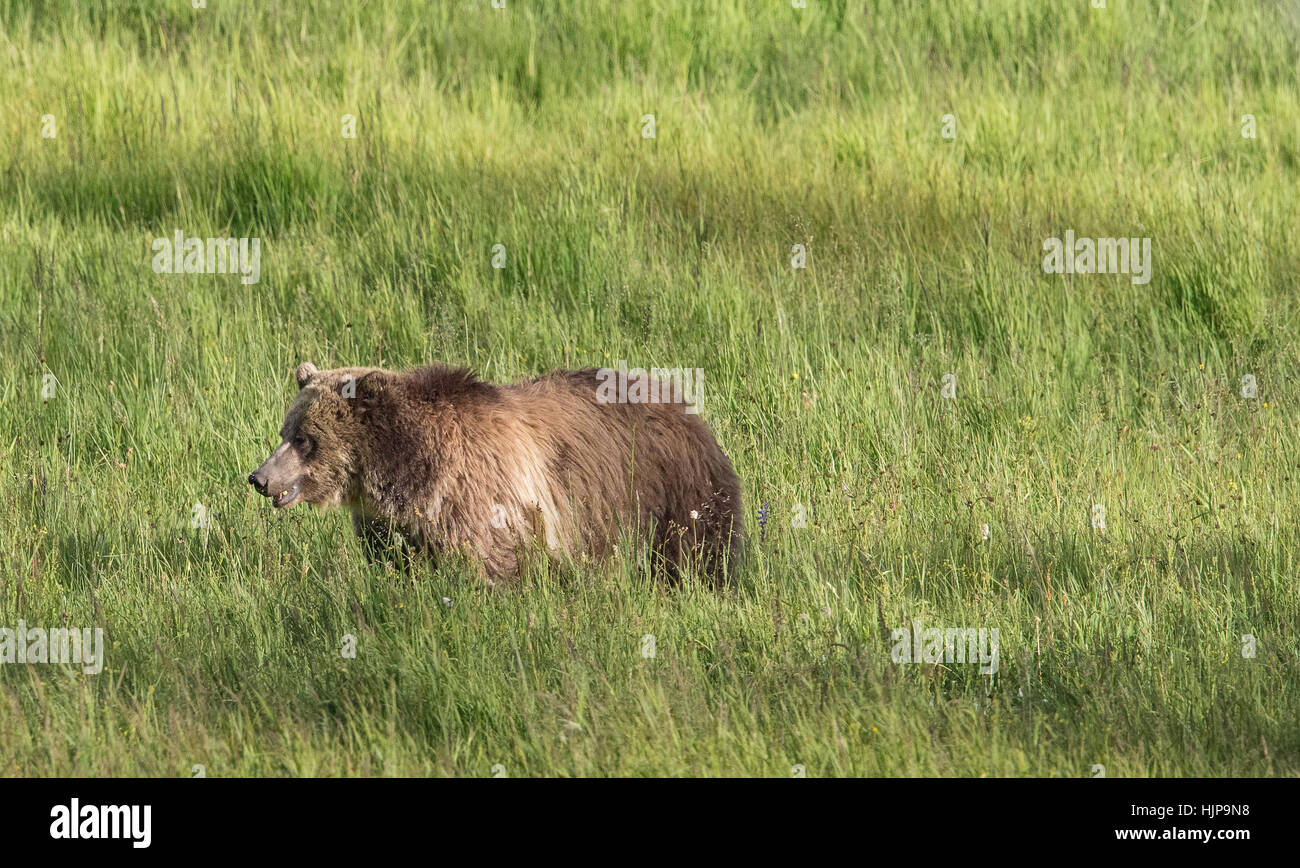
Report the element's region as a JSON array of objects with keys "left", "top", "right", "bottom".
[{"left": 247, "top": 361, "right": 390, "bottom": 510}]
